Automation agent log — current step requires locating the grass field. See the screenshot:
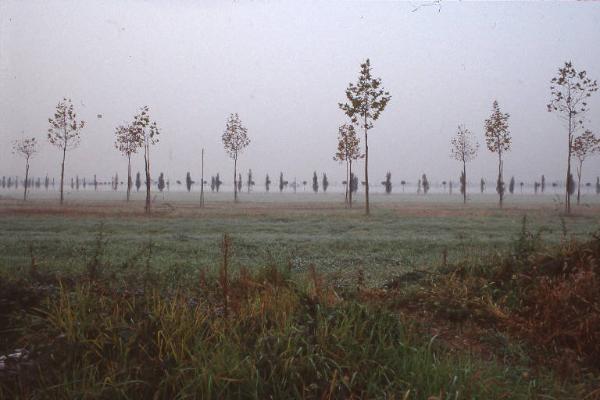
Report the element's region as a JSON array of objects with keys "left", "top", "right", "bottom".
[
  {"left": 1, "top": 192, "right": 599, "bottom": 285},
  {"left": 1, "top": 192, "right": 600, "bottom": 398}
]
